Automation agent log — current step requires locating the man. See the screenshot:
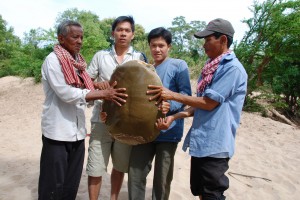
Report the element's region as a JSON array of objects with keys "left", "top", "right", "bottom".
[
  {"left": 128, "top": 27, "right": 192, "bottom": 200},
  {"left": 39, "top": 20, "right": 127, "bottom": 200},
  {"left": 149, "top": 19, "right": 248, "bottom": 200},
  {"left": 85, "top": 16, "right": 147, "bottom": 200}
]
